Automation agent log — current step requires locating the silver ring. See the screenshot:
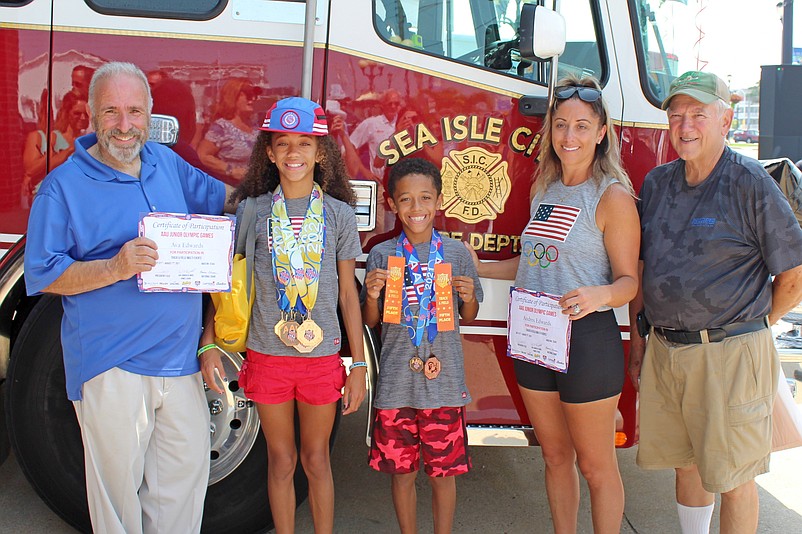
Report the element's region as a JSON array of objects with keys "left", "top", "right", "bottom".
[{"left": 573, "top": 304, "right": 581, "bottom": 314}]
